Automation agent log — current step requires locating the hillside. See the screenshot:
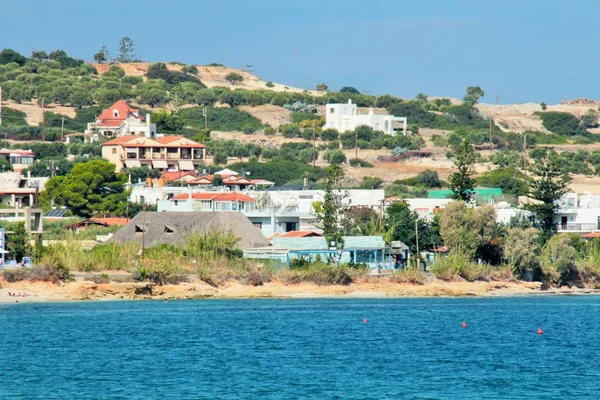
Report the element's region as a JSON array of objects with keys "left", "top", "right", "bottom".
[
  {"left": 4, "top": 47, "right": 600, "bottom": 196},
  {"left": 92, "top": 62, "right": 320, "bottom": 95}
]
